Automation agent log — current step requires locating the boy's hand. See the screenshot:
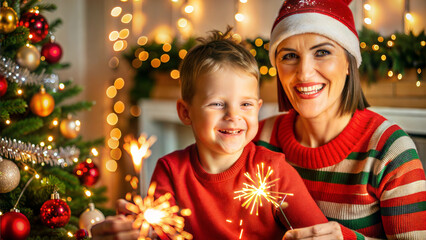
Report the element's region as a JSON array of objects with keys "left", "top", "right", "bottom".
[
  {"left": 91, "top": 215, "right": 139, "bottom": 240},
  {"left": 282, "top": 221, "right": 343, "bottom": 240}
]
